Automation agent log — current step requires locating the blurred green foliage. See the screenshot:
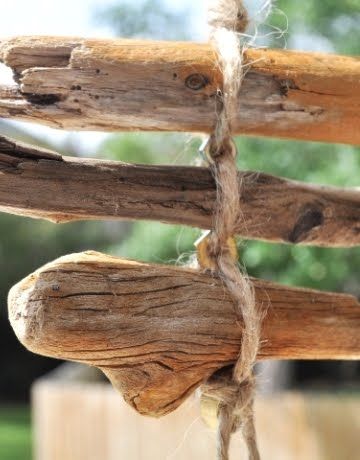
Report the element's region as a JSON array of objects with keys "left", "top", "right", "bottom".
[
  {"left": 0, "top": 406, "right": 31, "bottom": 460},
  {"left": 96, "top": 0, "right": 189, "bottom": 40},
  {"left": 273, "top": 0, "right": 360, "bottom": 53}
]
